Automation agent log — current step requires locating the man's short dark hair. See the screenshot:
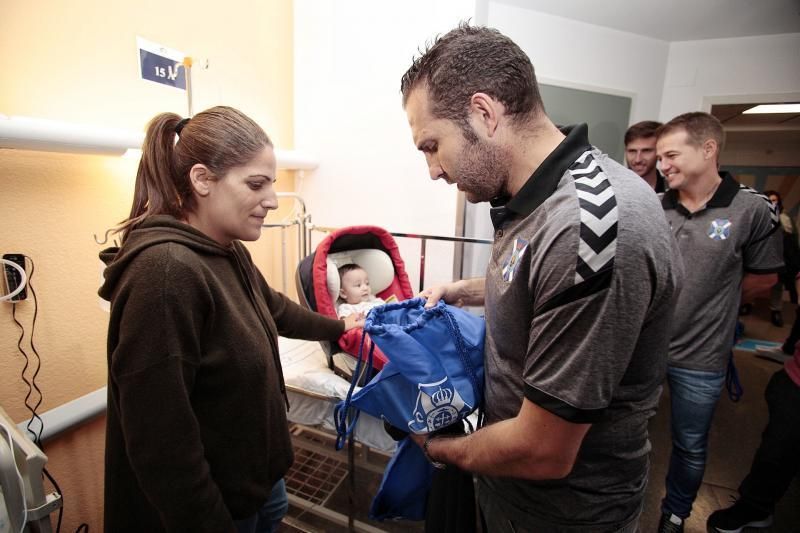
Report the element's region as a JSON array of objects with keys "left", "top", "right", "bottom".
[
  {"left": 763, "top": 190, "right": 782, "bottom": 211},
  {"left": 624, "top": 121, "right": 662, "bottom": 146},
  {"left": 656, "top": 112, "right": 725, "bottom": 152},
  {"left": 400, "top": 22, "right": 544, "bottom": 133}
]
